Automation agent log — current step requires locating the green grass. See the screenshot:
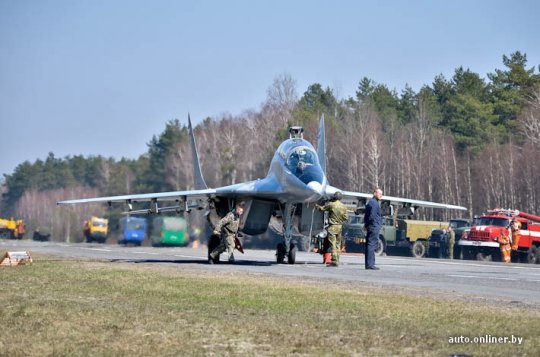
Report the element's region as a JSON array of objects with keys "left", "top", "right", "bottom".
[{"left": 0, "top": 257, "right": 538, "bottom": 356}]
